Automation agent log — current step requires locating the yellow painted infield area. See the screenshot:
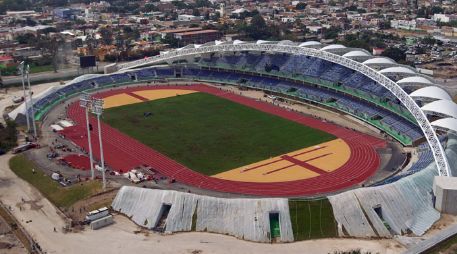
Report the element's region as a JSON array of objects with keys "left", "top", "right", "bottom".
[
  {"left": 103, "top": 89, "right": 197, "bottom": 109},
  {"left": 133, "top": 89, "right": 196, "bottom": 100},
  {"left": 213, "top": 139, "right": 351, "bottom": 183},
  {"left": 103, "top": 94, "right": 143, "bottom": 109}
]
